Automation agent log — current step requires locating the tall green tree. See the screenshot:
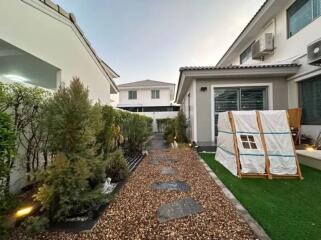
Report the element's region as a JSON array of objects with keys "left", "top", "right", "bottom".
[{"left": 45, "top": 78, "right": 93, "bottom": 156}]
